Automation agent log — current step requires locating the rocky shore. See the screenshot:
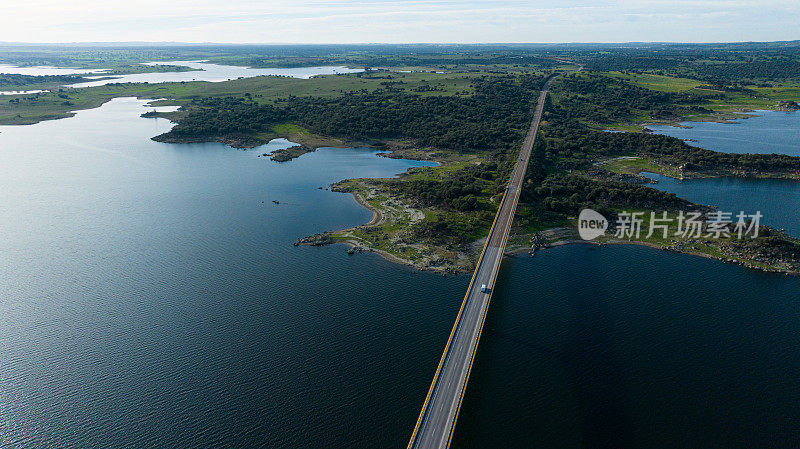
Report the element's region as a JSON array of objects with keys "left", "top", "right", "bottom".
[
  {"left": 267, "top": 145, "right": 315, "bottom": 162},
  {"left": 510, "top": 226, "right": 800, "bottom": 276},
  {"left": 152, "top": 131, "right": 266, "bottom": 149},
  {"left": 775, "top": 100, "right": 800, "bottom": 111}
]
